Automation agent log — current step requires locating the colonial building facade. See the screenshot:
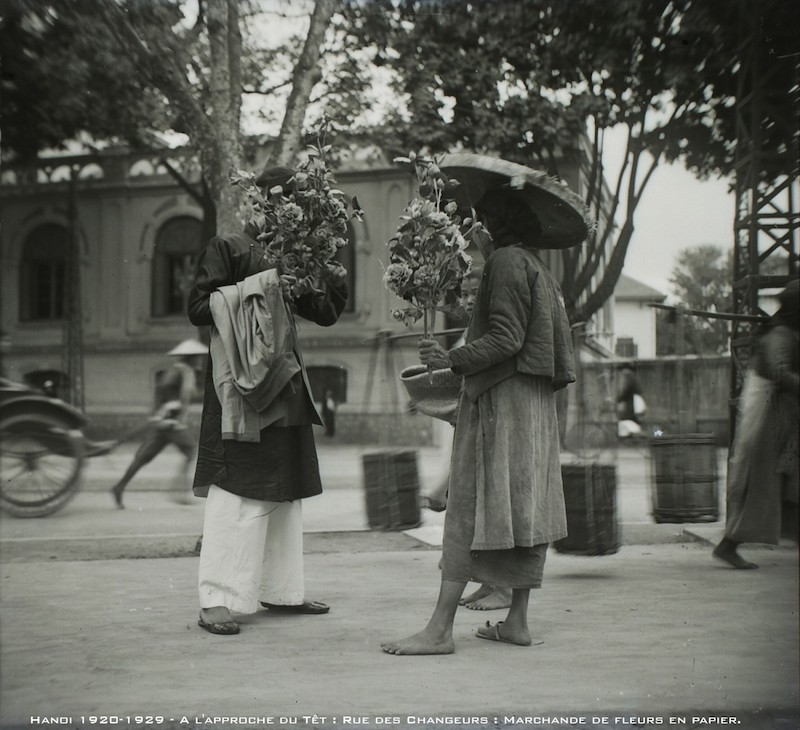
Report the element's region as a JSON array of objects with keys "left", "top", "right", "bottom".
[{"left": 0, "top": 146, "right": 608, "bottom": 442}]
